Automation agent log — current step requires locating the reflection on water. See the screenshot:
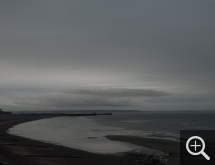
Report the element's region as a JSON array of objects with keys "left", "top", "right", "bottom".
[
  {"left": 7, "top": 116, "right": 158, "bottom": 154},
  {"left": 8, "top": 111, "right": 213, "bottom": 154}
]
